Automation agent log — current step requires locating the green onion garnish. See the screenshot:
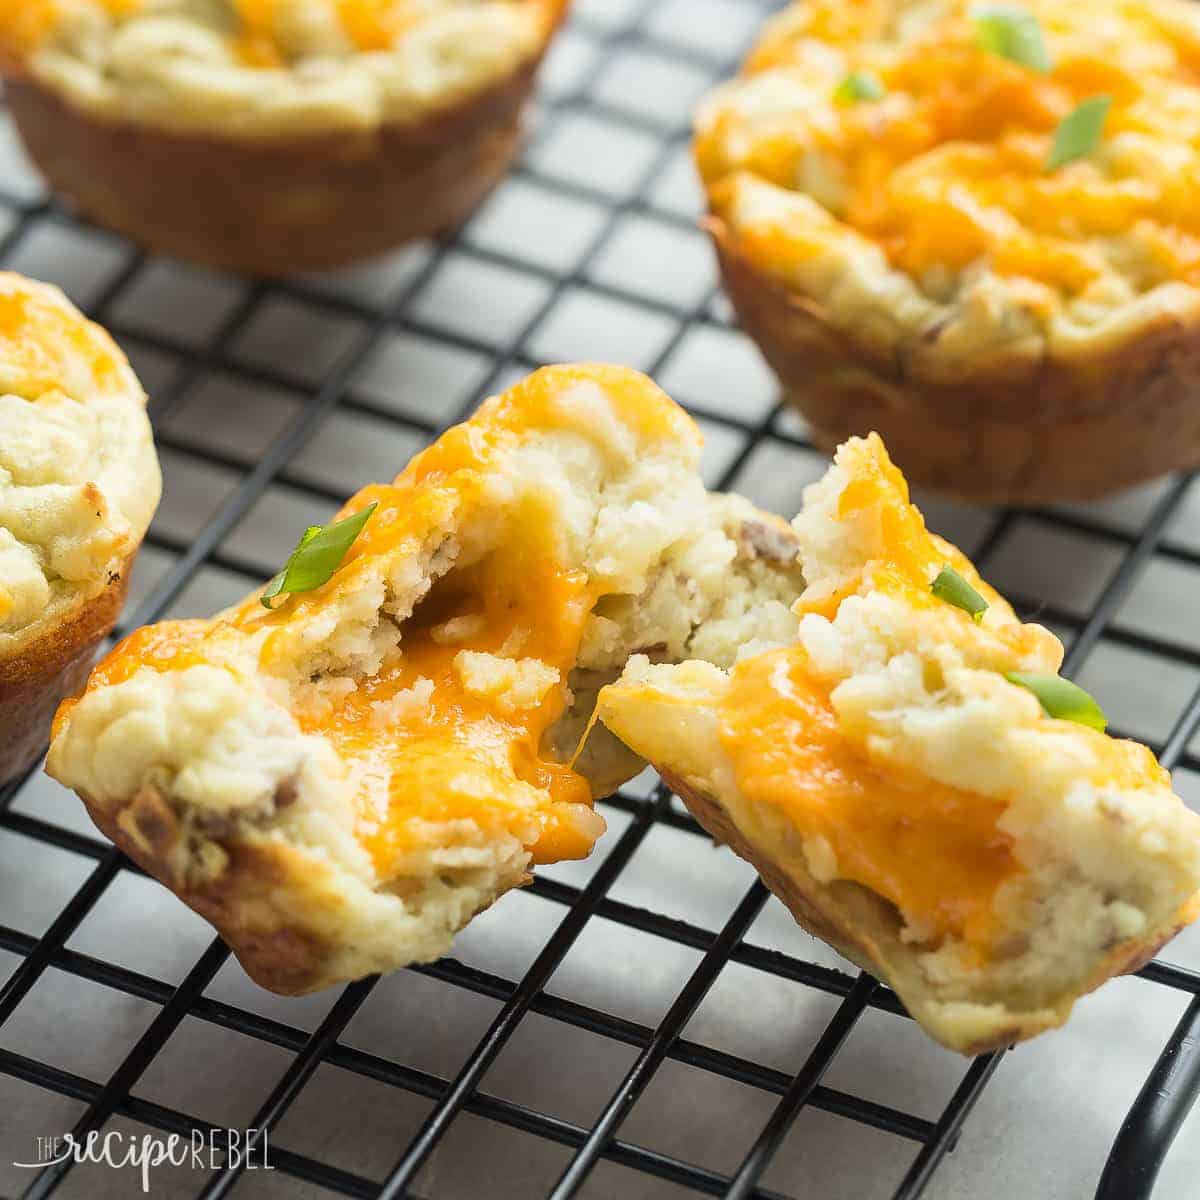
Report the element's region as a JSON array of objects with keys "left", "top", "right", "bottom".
[
  {"left": 835, "top": 71, "right": 885, "bottom": 105},
  {"left": 261, "top": 502, "right": 378, "bottom": 610},
  {"left": 931, "top": 565, "right": 988, "bottom": 622},
  {"left": 972, "top": 5, "right": 1053, "bottom": 73},
  {"left": 1045, "top": 96, "right": 1112, "bottom": 171},
  {"left": 1005, "top": 672, "right": 1108, "bottom": 731}
]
